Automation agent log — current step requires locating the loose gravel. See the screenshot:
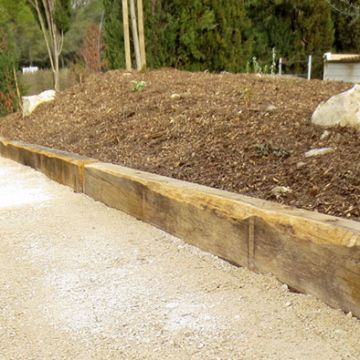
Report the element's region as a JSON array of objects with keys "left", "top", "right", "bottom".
[{"left": 0, "top": 157, "right": 359, "bottom": 360}]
